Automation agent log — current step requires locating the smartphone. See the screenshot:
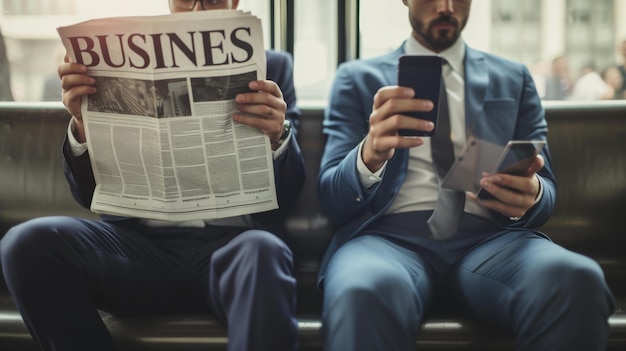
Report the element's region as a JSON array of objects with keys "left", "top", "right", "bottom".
[
  {"left": 476, "top": 140, "right": 546, "bottom": 200},
  {"left": 397, "top": 54, "right": 443, "bottom": 137}
]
